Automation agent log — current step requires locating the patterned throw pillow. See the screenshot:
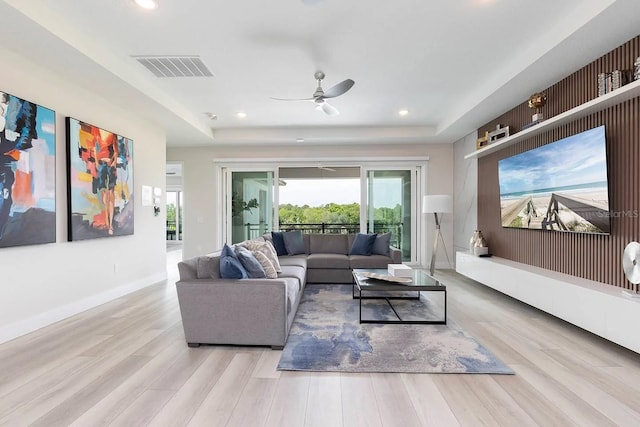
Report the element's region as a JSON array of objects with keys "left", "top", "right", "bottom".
[
  {"left": 253, "top": 251, "right": 278, "bottom": 279},
  {"left": 240, "top": 240, "right": 282, "bottom": 272}
]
